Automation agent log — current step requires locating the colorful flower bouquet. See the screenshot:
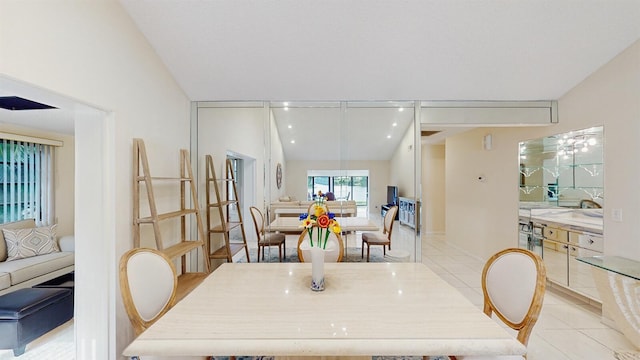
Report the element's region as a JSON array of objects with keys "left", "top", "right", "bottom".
[
  {"left": 299, "top": 194, "right": 341, "bottom": 291},
  {"left": 299, "top": 195, "right": 341, "bottom": 249}
]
